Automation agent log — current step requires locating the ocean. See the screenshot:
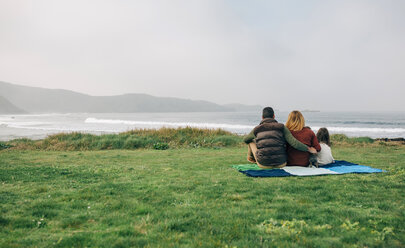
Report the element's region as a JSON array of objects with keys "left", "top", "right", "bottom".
[{"left": 1, "top": 111, "right": 405, "bottom": 141}]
